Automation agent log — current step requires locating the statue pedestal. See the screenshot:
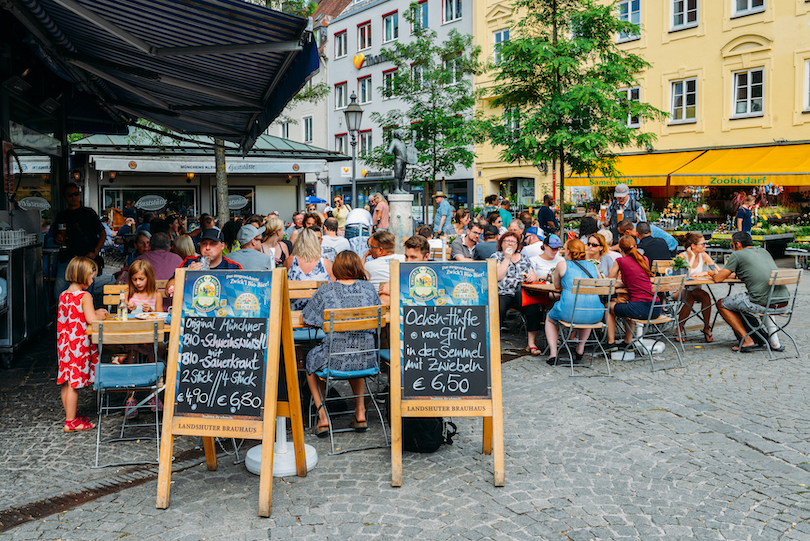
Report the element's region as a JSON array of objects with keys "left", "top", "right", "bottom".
[{"left": 389, "top": 193, "right": 414, "bottom": 255}]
